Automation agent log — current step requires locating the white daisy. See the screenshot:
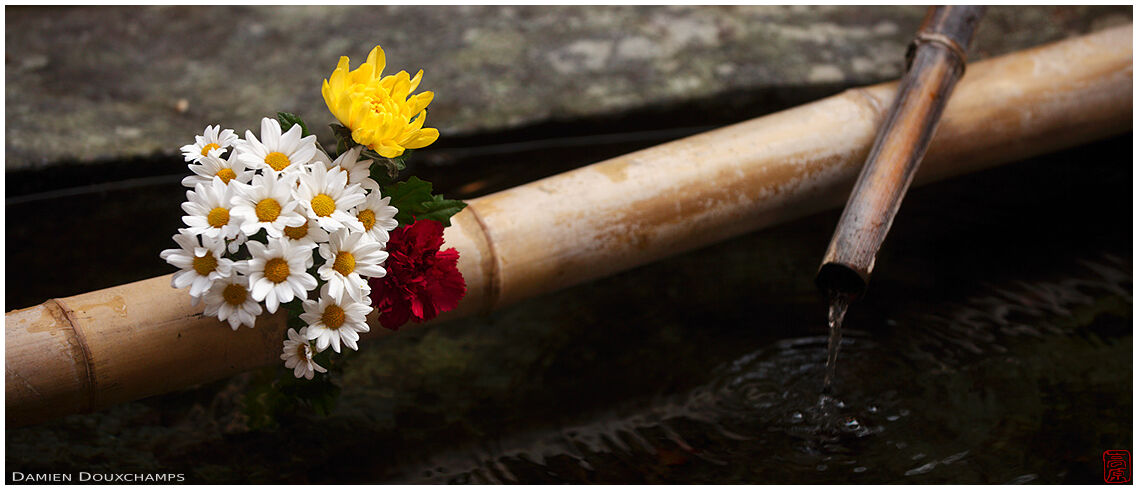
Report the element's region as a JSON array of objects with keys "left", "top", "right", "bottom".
[
  {"left": 301, "top": 285, "right": 372, "bottom": 353},
  {"left": 181, "top": 179, "right": 243, "bottom": 241},
  {"left": 352, "top": 190, "right": 400, "bottom": 244},
  {"left": 317, "top": 229, "right": 388, "bottom": 303},
  {"left": 160, "top": 230, "right": 234, "bottom": 300},
  {"left": 312, "top": 146, "right": 333, "bottom": 167},
  {"left": 182, "top": 149, "right": 254, "bottom": 189},
  {"left": 236, "top": 117, "right": 318, "bottom": 175},
  {"left": 281, "top": 217, "right": 330, "bottom": 268},
  {"left": 281, "top": 327, "right": 327, "bottom": 380},
  {"left": 247, "top": 238, "right": 317, "bottom": 313},
  {"left": 294, "top": 163, "right": 367, "bottom": 233},
  {"left": 202, "top": 274, "right": 262, "bottom": 330},
  {"left": 180, "top": 124, "right": 239, "bottom": 162},
  {"left": 229, "top": 171, "right": 306, "bottom": 238},
  {"left": 327, "top": 146, "right": 380, "bottom": 191},
  {"left": 227, "top": 230, "right": 249, "bottom": 254}
]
